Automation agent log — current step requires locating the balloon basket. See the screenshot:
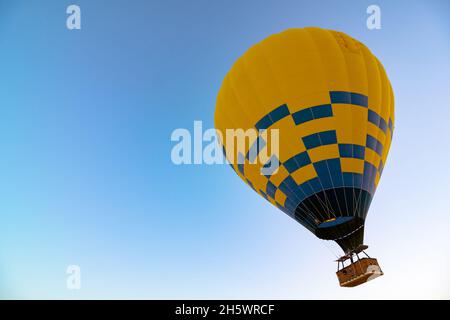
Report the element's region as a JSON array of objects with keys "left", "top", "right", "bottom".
[{"left": 335, "top": 245, "right": 383, "bottom": 287}]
